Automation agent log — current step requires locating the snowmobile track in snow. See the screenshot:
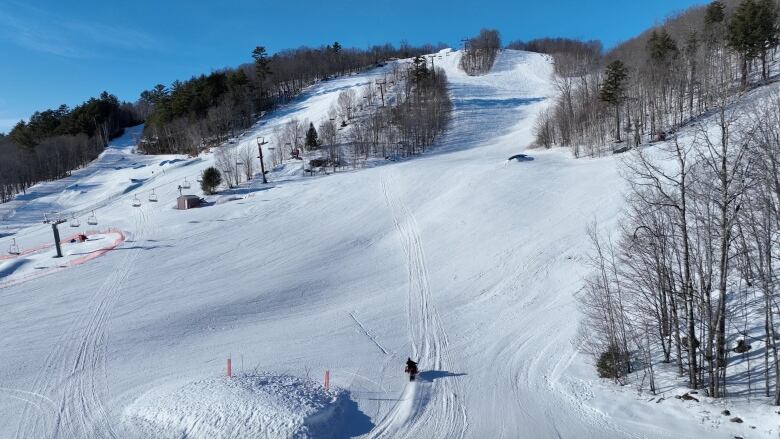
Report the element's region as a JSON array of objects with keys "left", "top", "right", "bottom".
[
  {"left": 368, "top": 174, "right": 467, "bottom": 439},
  {"left": 14, "top": 207, "right": 148, "bottom": 439}
]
